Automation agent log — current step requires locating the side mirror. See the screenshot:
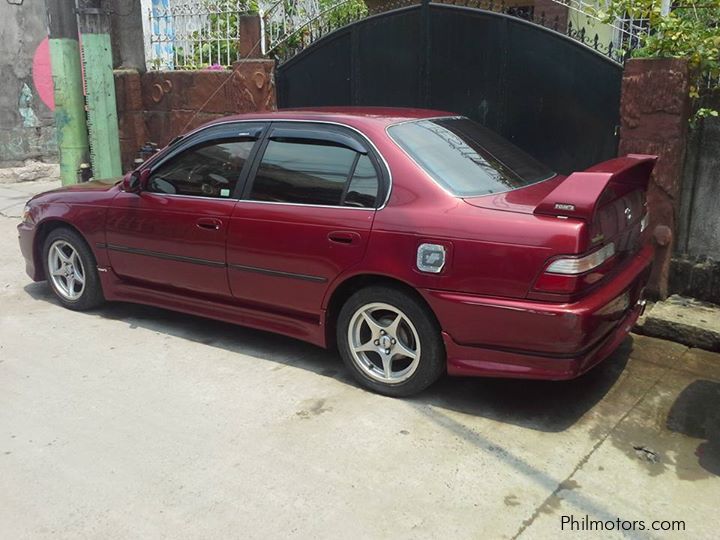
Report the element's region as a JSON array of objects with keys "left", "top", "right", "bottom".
[{"left": 122, "top": 169, "right": 150, "bottom": 193}]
